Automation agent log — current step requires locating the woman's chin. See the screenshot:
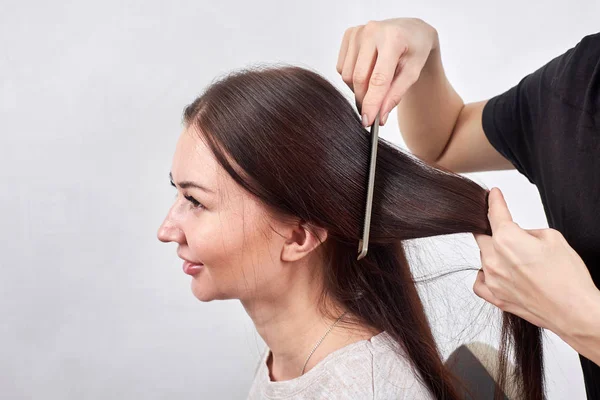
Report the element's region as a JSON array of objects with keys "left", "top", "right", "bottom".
[
  {"left": 190, "top": 279, "right": 215, "bottom": 302},
  {"left": 190, "top": 277, "right": 232, "bottom": 302}
]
